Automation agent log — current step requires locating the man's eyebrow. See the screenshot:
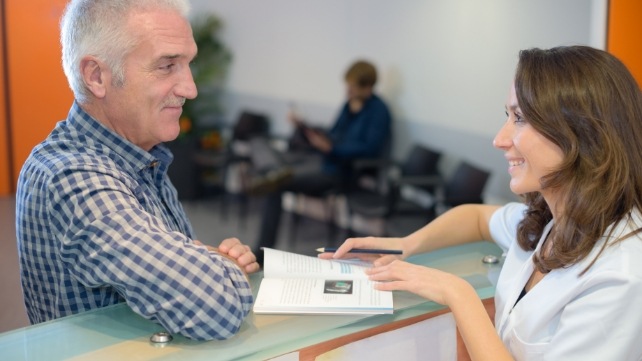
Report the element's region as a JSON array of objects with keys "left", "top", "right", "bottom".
[
  {"left": 152, "top": 54, "right": 195, "bottom": 67},
  {"left": 159, "top": 54, "right": 181, "bottom": 61}
]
